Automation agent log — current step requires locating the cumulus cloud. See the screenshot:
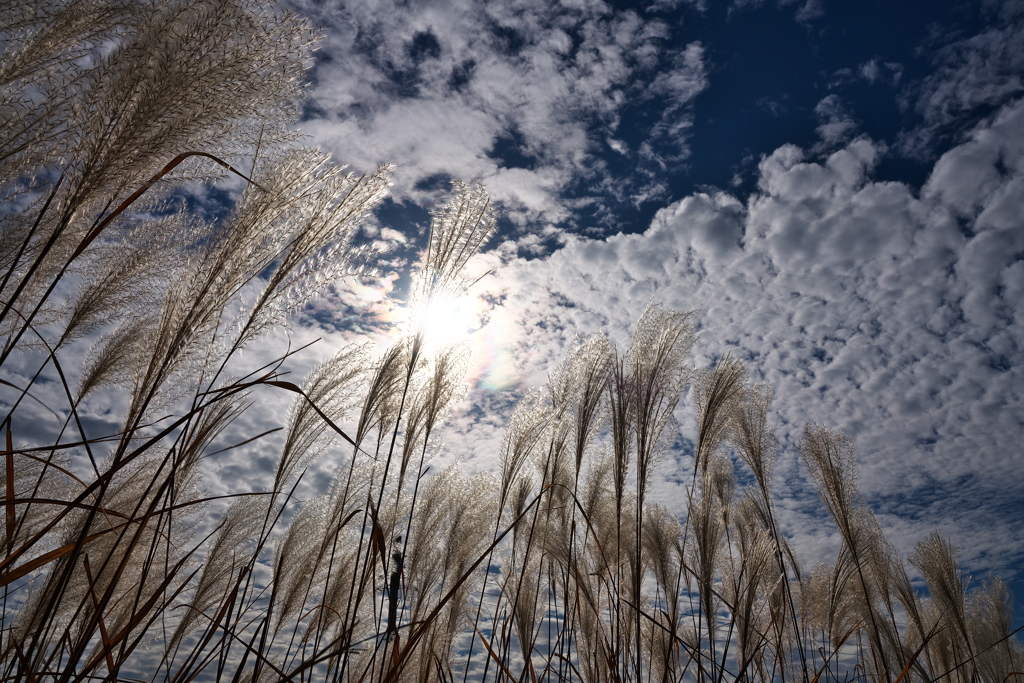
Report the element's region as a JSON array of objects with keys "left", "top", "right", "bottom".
[{"left": 462, "top": 97, "right": 1024, "bottom": 576}]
